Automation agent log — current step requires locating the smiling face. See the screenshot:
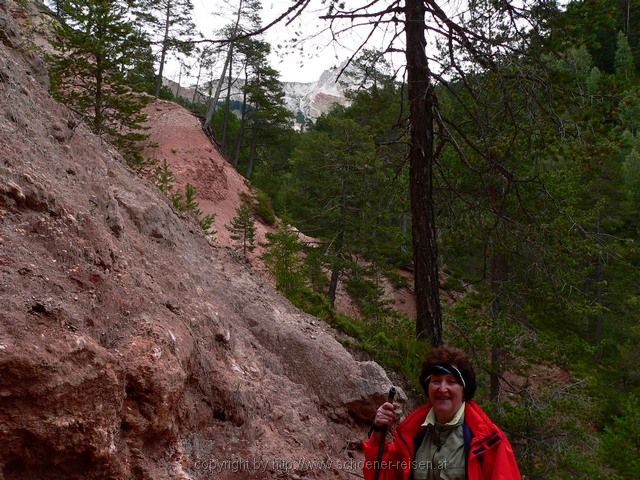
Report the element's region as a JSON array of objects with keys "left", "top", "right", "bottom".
[{"left": 428, "top": 372, "right": 465, "bottom": 424}]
